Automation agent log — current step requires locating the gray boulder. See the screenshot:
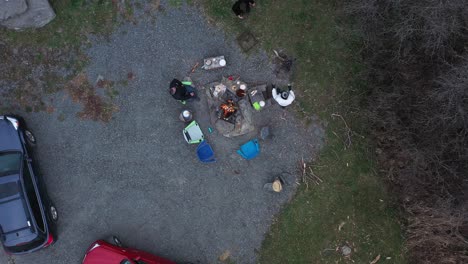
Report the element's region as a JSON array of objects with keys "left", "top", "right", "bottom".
[
  {"left": 0, "top": 0, "right": 27, "bottom": 21},
  {"left": 1, "top": 0, "right": 55, "bottom": 30}
]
